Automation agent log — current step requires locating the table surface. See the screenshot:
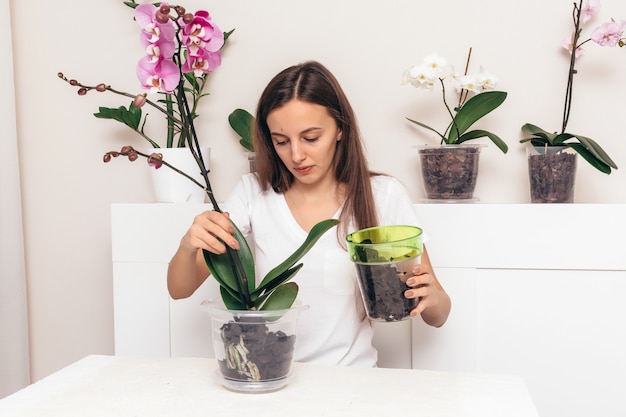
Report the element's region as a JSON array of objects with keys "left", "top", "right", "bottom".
[{"left": 0, "top": 355, "right": 539, "bottom": 417}]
